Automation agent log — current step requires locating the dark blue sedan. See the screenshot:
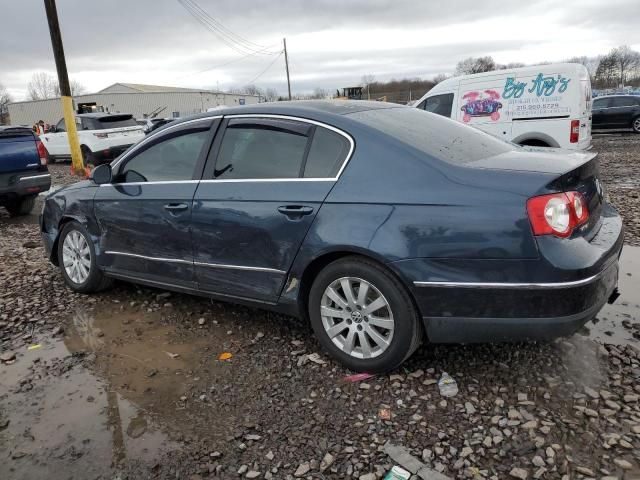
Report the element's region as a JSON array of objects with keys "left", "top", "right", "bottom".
[{"left": 41, "top": 101, "right": 623, "bottom": 372}]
